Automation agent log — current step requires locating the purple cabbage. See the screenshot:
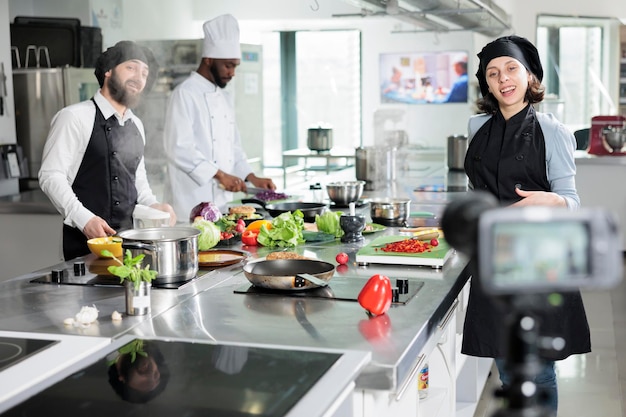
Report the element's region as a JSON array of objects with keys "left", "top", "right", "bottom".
[{"left": 189, "top": 201, "right": 222, "bottom": 223}]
